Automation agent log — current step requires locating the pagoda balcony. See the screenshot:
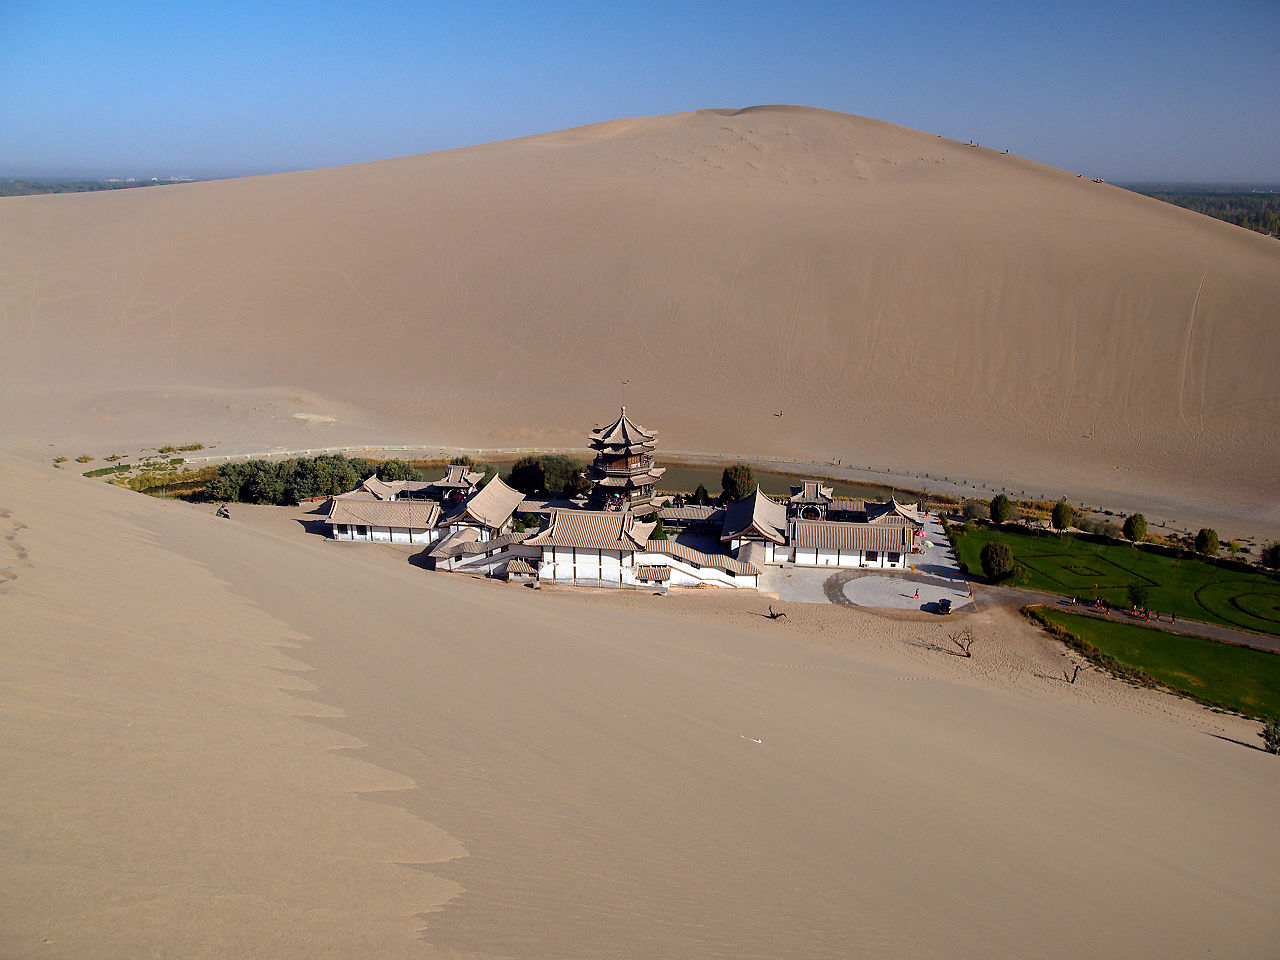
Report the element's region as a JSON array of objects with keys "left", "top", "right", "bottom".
[{"left": 595, "top": 456, "right": 653, "bottom": 476}]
